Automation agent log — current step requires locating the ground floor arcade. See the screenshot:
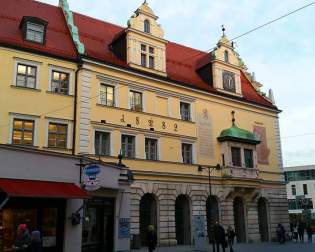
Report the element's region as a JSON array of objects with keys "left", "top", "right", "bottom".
[{"left": 130, "top": 179, "right": 289, "bottom": 248}]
